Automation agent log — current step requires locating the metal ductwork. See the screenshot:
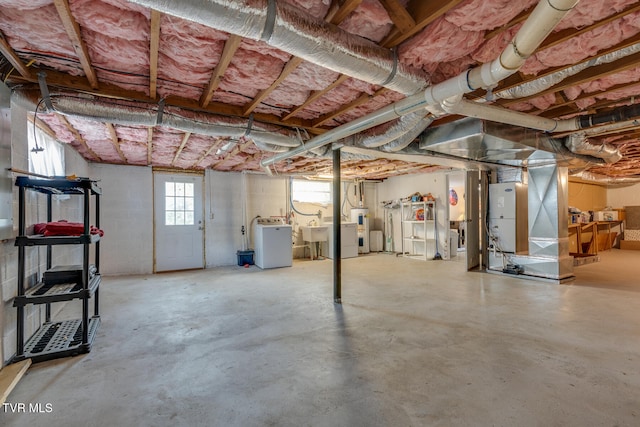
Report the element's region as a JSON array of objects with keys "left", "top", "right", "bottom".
[
  {"left": 129, "top": 0, "right": 428, "bottom": 96},
  {"left": 418, "top": 117, "right": 606, "bottom": 169},
  {"left": 439, "top": 96, "right": 624, "bottom": 163},
  {"left": 564, "top": 133, "right": 622, "bottom": 164}
]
